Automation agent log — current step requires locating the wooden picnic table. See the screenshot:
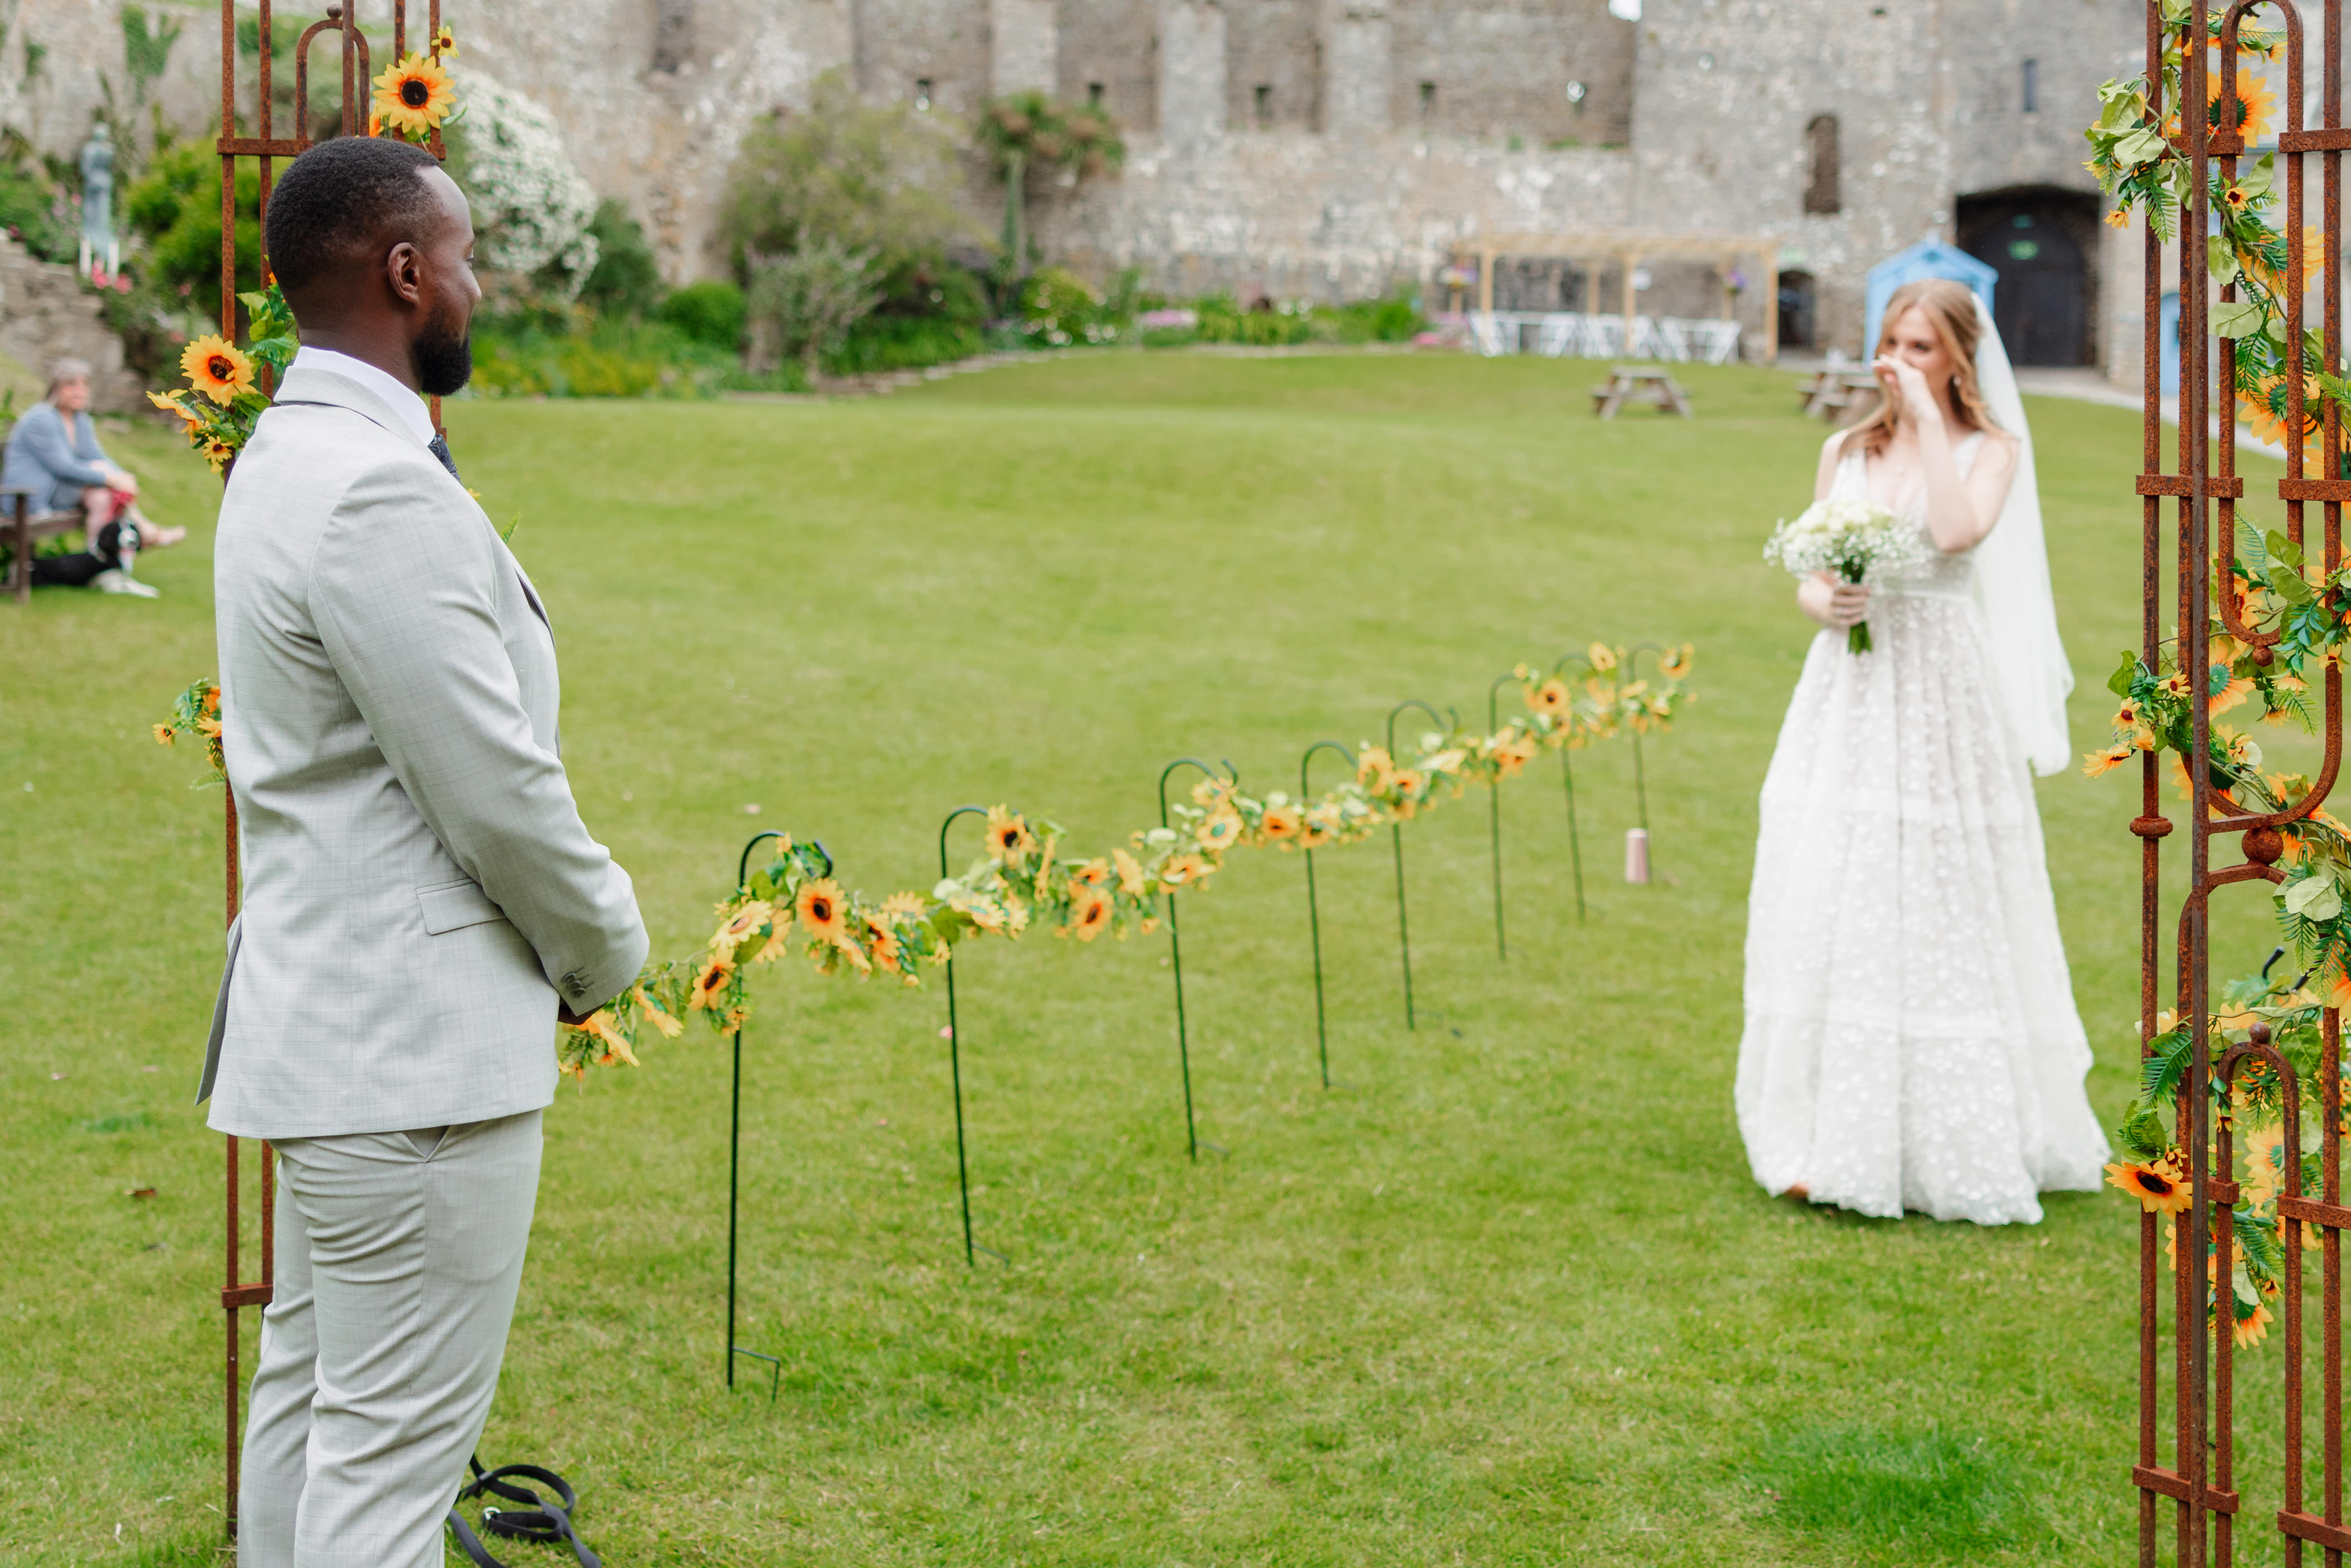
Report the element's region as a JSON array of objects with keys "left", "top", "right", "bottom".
[
  {"left": 1590, "top": 366, "right": 1693, "bottom": 419},
  {"left": 1796, "top": 368, "right": 1883, "bottom": 421}
]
